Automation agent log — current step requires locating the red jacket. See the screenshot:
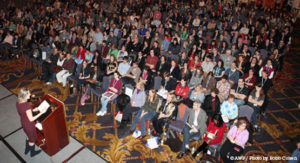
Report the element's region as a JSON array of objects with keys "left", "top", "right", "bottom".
[
  {"left": 243, "top": 73, "right": 257, "bottom": 90},
  {"left": 76, "top": 47, "right": 86, "bottom": 61},
  {"left": 203, "top": 117, "right": 227, "bottom": 145},
  {"left": 188, "top": 59, "right": 202, "bottom": 70},
  {"left": 175, "top": 84, "right": 189, "bottom": 99}
]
